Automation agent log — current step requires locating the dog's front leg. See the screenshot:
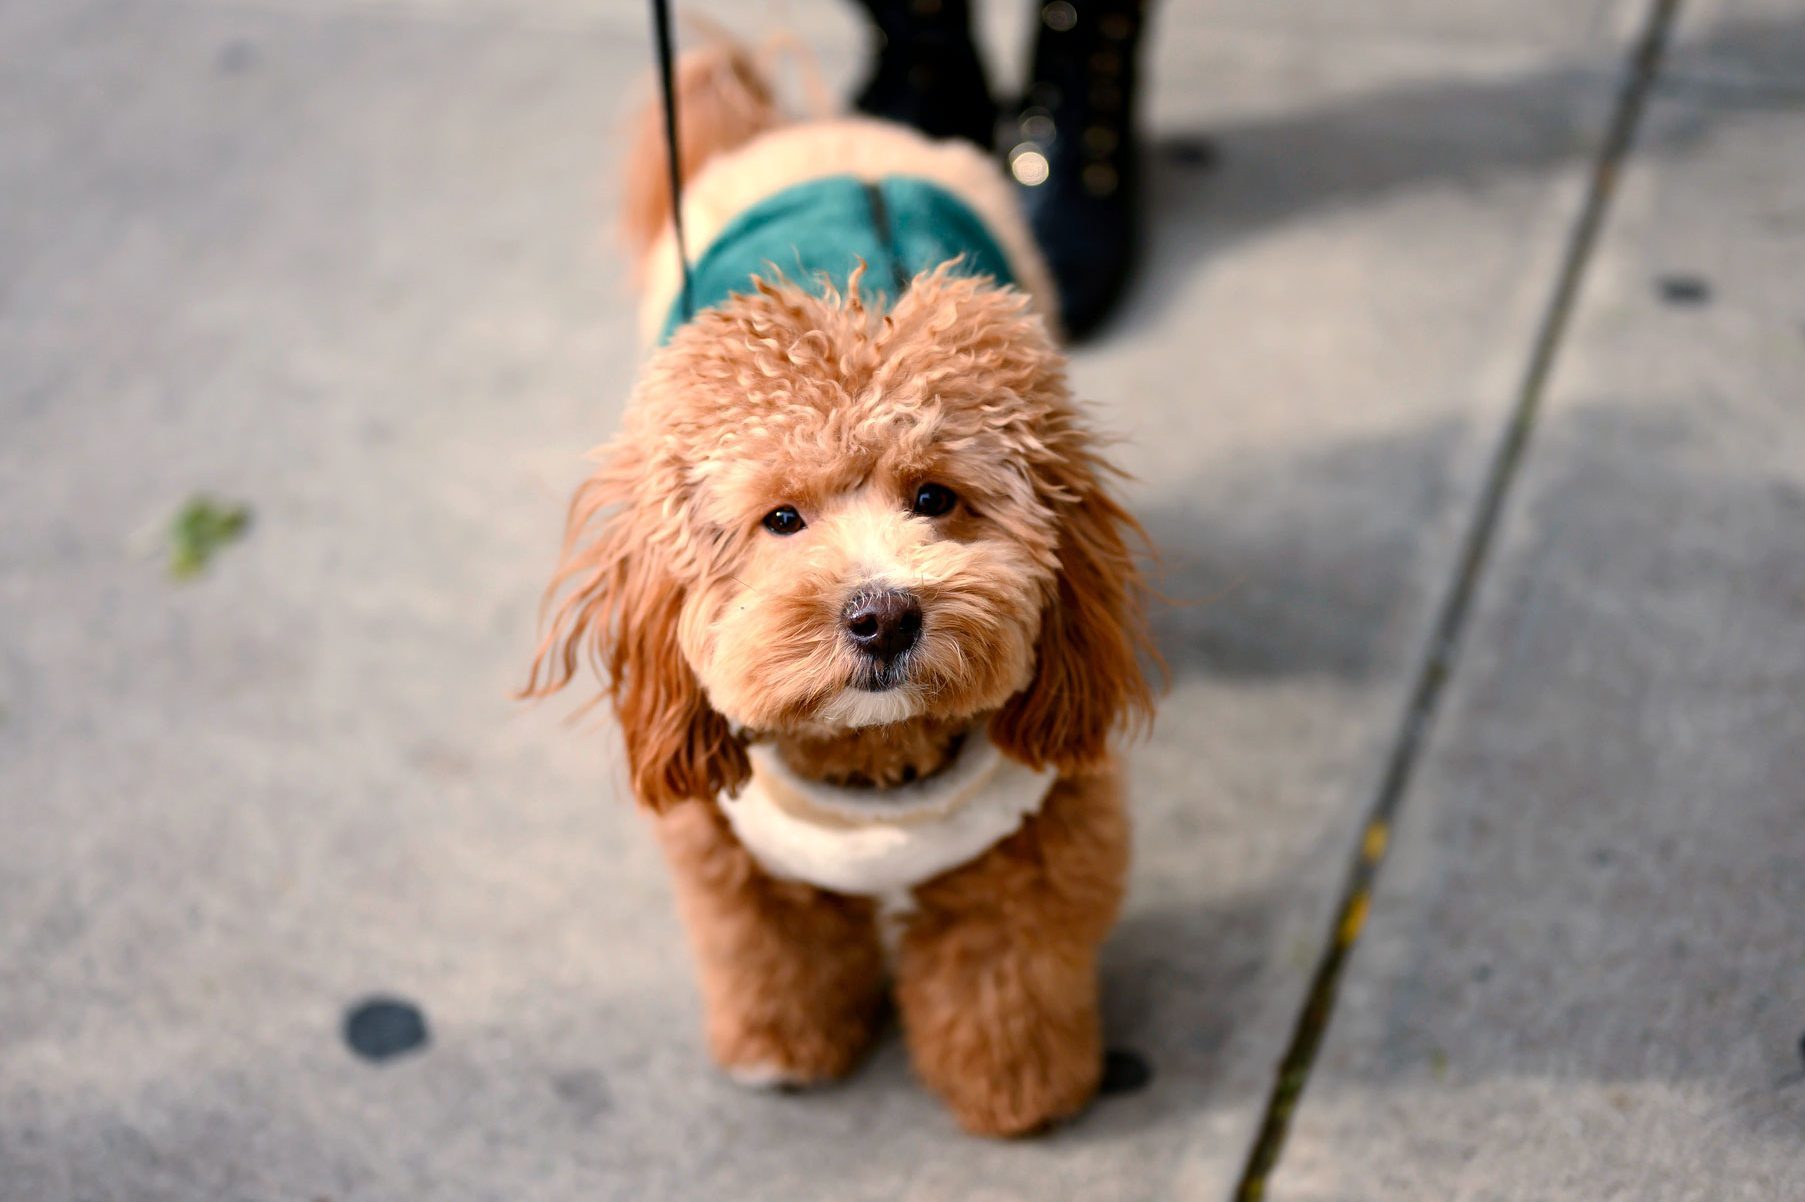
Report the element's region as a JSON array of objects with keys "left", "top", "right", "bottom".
[
  {"left": 895, "top": 770, "right": 1129, "bottom": 1136},
  {"left": 655, "top": 800, "right": 888, "bottom": 1087}
]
